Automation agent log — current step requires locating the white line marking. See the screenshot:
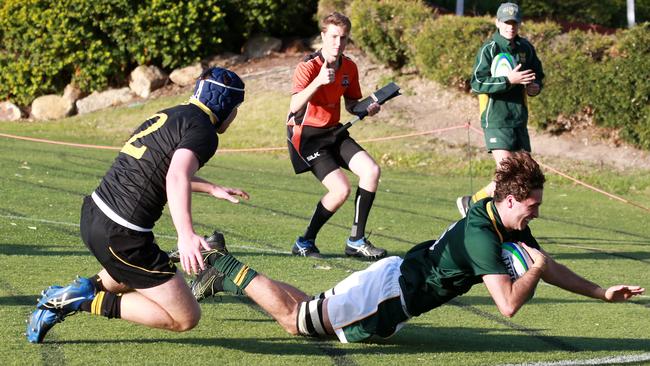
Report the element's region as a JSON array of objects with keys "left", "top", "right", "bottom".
[
  {"left": 499, "top": 353, "right": 650, "bottom": 366},
  {"left": 0, "top": 214, "right": 291, "bottom": 255}
]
